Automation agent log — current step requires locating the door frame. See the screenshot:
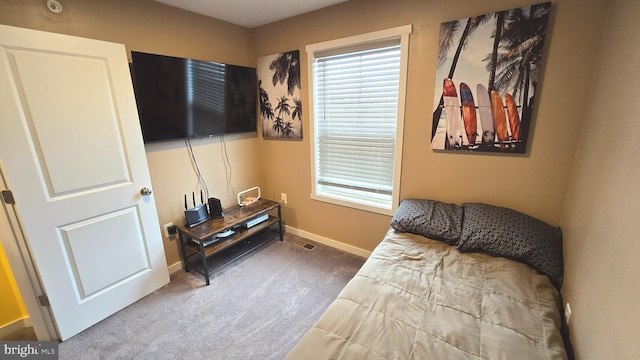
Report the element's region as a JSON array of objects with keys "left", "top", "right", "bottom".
[{"left": 0, "top": 162, "right": 59, "bottom": 341}]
